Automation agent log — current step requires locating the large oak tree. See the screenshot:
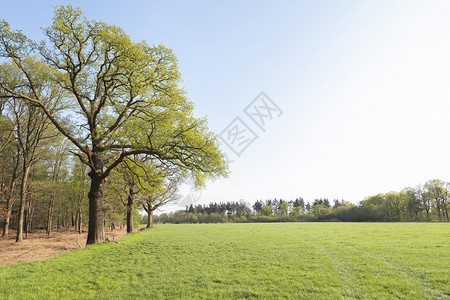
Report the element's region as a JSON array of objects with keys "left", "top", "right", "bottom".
[{"left": 0, "top": 6, "right": 227, "bottom": 244}]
